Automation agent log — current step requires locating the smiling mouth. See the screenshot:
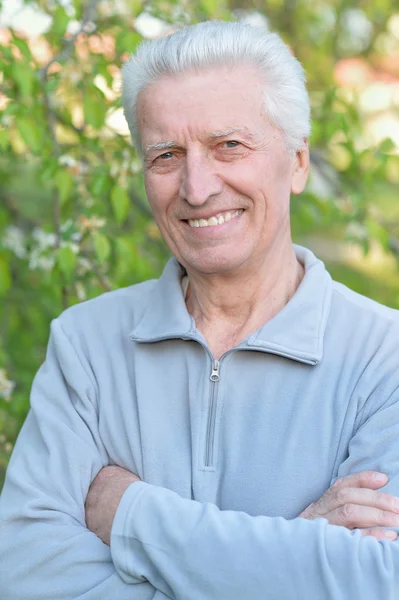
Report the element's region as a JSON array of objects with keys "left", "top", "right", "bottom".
[{"left": 186, "top": 209, "right": 244, "bottom": 228}]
